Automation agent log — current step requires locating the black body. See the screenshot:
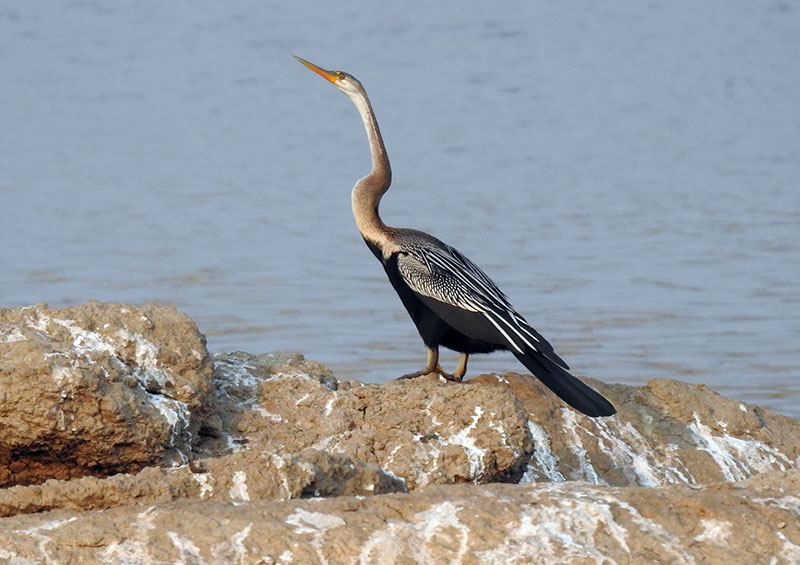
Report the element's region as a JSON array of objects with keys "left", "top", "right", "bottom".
[{"left": 366, "top": 239, "right": 617, "bottom": 418}]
